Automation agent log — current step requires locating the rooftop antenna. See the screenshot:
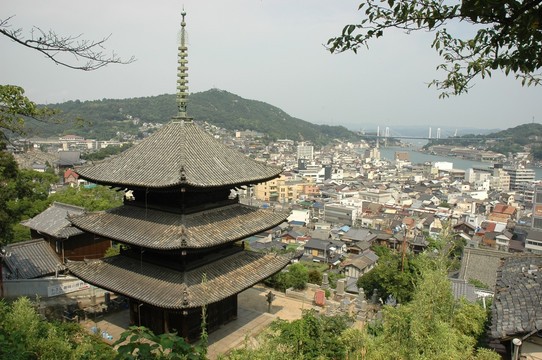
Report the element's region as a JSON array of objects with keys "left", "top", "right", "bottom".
[{"left": 176, "top": 9, "right": 190, "bottom": 119}]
